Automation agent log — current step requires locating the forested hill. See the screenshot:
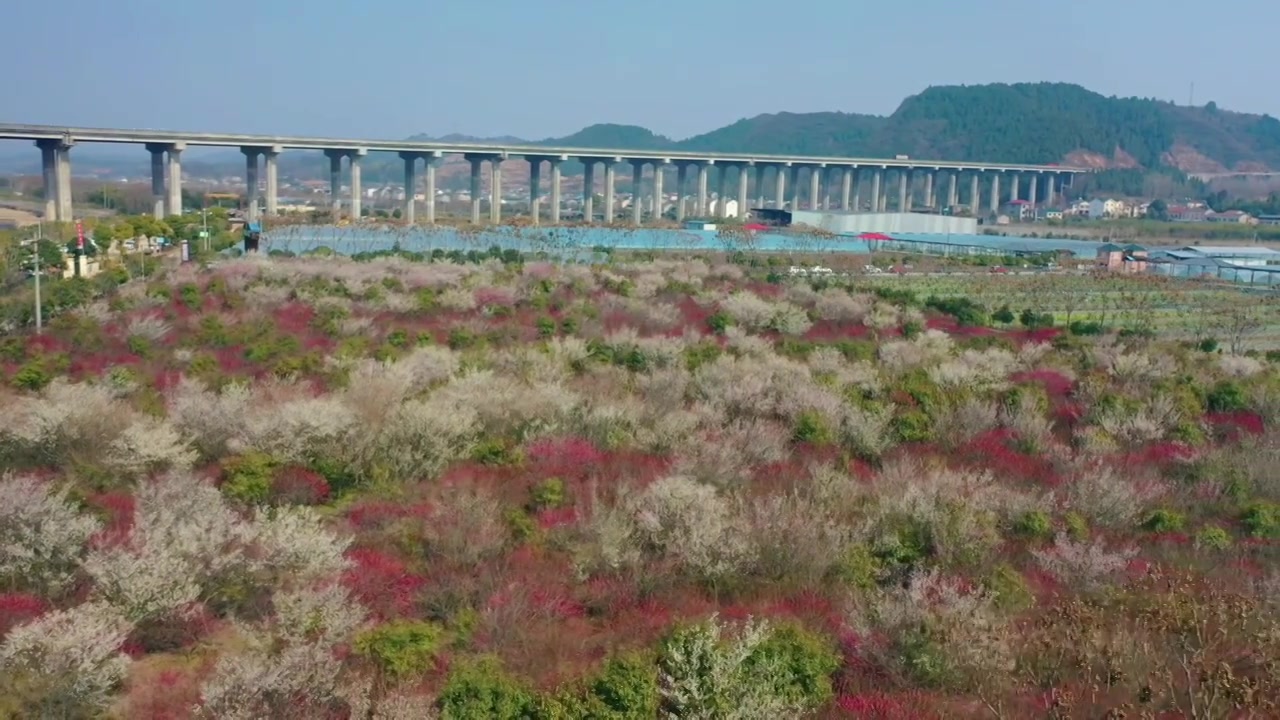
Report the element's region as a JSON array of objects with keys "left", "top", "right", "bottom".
[{"left": 535, "top": 83, "right": 1280, "bottom": 173}]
